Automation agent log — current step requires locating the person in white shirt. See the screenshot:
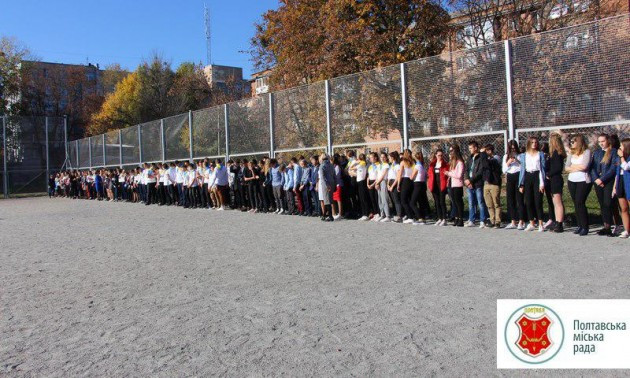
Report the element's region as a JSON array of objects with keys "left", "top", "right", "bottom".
[
  {"left": 566, "top": 134, "right": 592, "bottom": 236},
  {"left": 375, "top": 152, "right": 392, "bottom": 222},
  {"left": 145, "top": 163, "right": 157, "bottom": 206},
  {"left": 518, "top": 137, "right": 546, "bottom": 232},
  {"left": 213, "top": 159, "right": 230, "bottom": 210},
  {"left": 176, "top": 164, "right": 186, "bottom": 207},
  {"left": 387, "top": 151, "right": 403, "bottom": 222},
  {"left": 349, "top": 153, "right": 370, "bottom": 220},
  {"left": 186, "top": 163, "right": 200, "bottom": 208},
  {"left": 367, "top": 152, "right": 381, "bottom": 220},
  {"left": 503, "top": 140, "right": 526, "bottom": 230}
]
